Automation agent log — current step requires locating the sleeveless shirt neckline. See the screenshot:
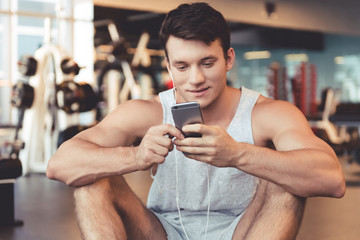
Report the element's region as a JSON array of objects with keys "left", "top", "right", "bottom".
[{"left": 165, "top": 87, "right": 248, "bottom": 134}]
